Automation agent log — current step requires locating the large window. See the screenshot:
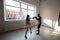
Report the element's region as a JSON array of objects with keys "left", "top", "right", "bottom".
[
  {"left": 4, "top": 0, "right": 36, "bottom": 21},
  {"left": 28, "top": 5, "right": 35, "bottom": 17}
]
